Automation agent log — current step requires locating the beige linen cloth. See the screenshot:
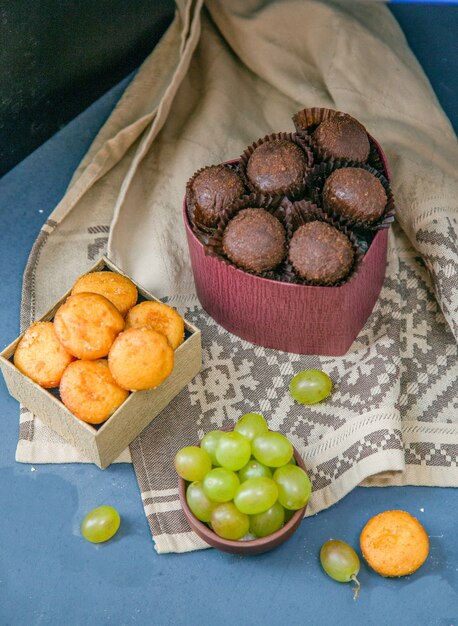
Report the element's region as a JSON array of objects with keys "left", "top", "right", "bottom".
[{"left": 16, "top": 0, "right": 458, "bottom": 553}]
